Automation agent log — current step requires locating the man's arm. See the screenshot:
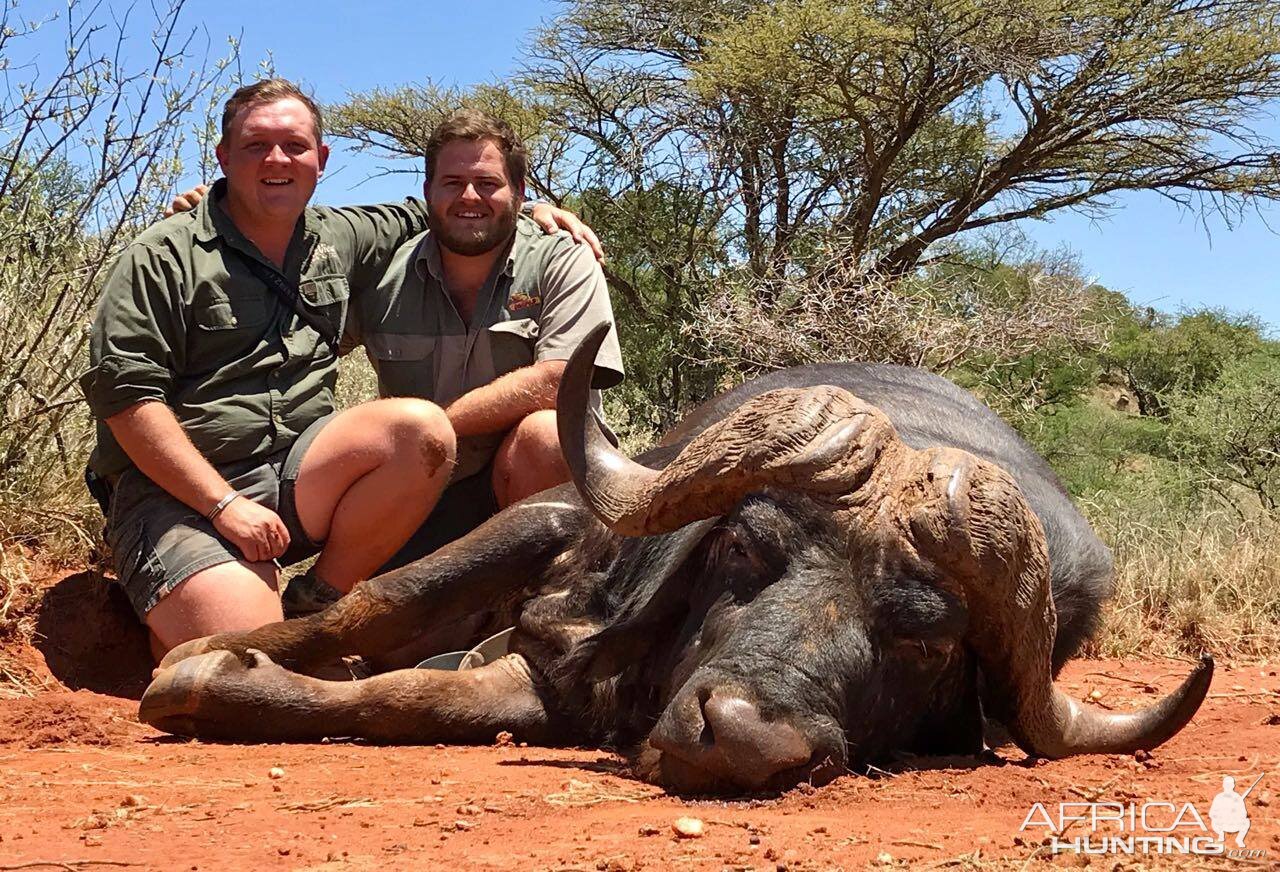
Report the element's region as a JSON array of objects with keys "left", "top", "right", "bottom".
[
  {"left": 444, "top": 240, "right": 622, "bottom": 438},
  {"left": 106, "top": 402, "right": 290, "bottom": 563},
  {"left": 164, "top": 187, "right": 606, "bottom": 261},
  {"left": 445, "top": 359, "right": 566, "bottom": 438},
  {"left": 81, "top": 245, "right": 290, "bottom": 563},
  {"left": 528, "top": 241, "right": 625, "bottom": 385}
]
